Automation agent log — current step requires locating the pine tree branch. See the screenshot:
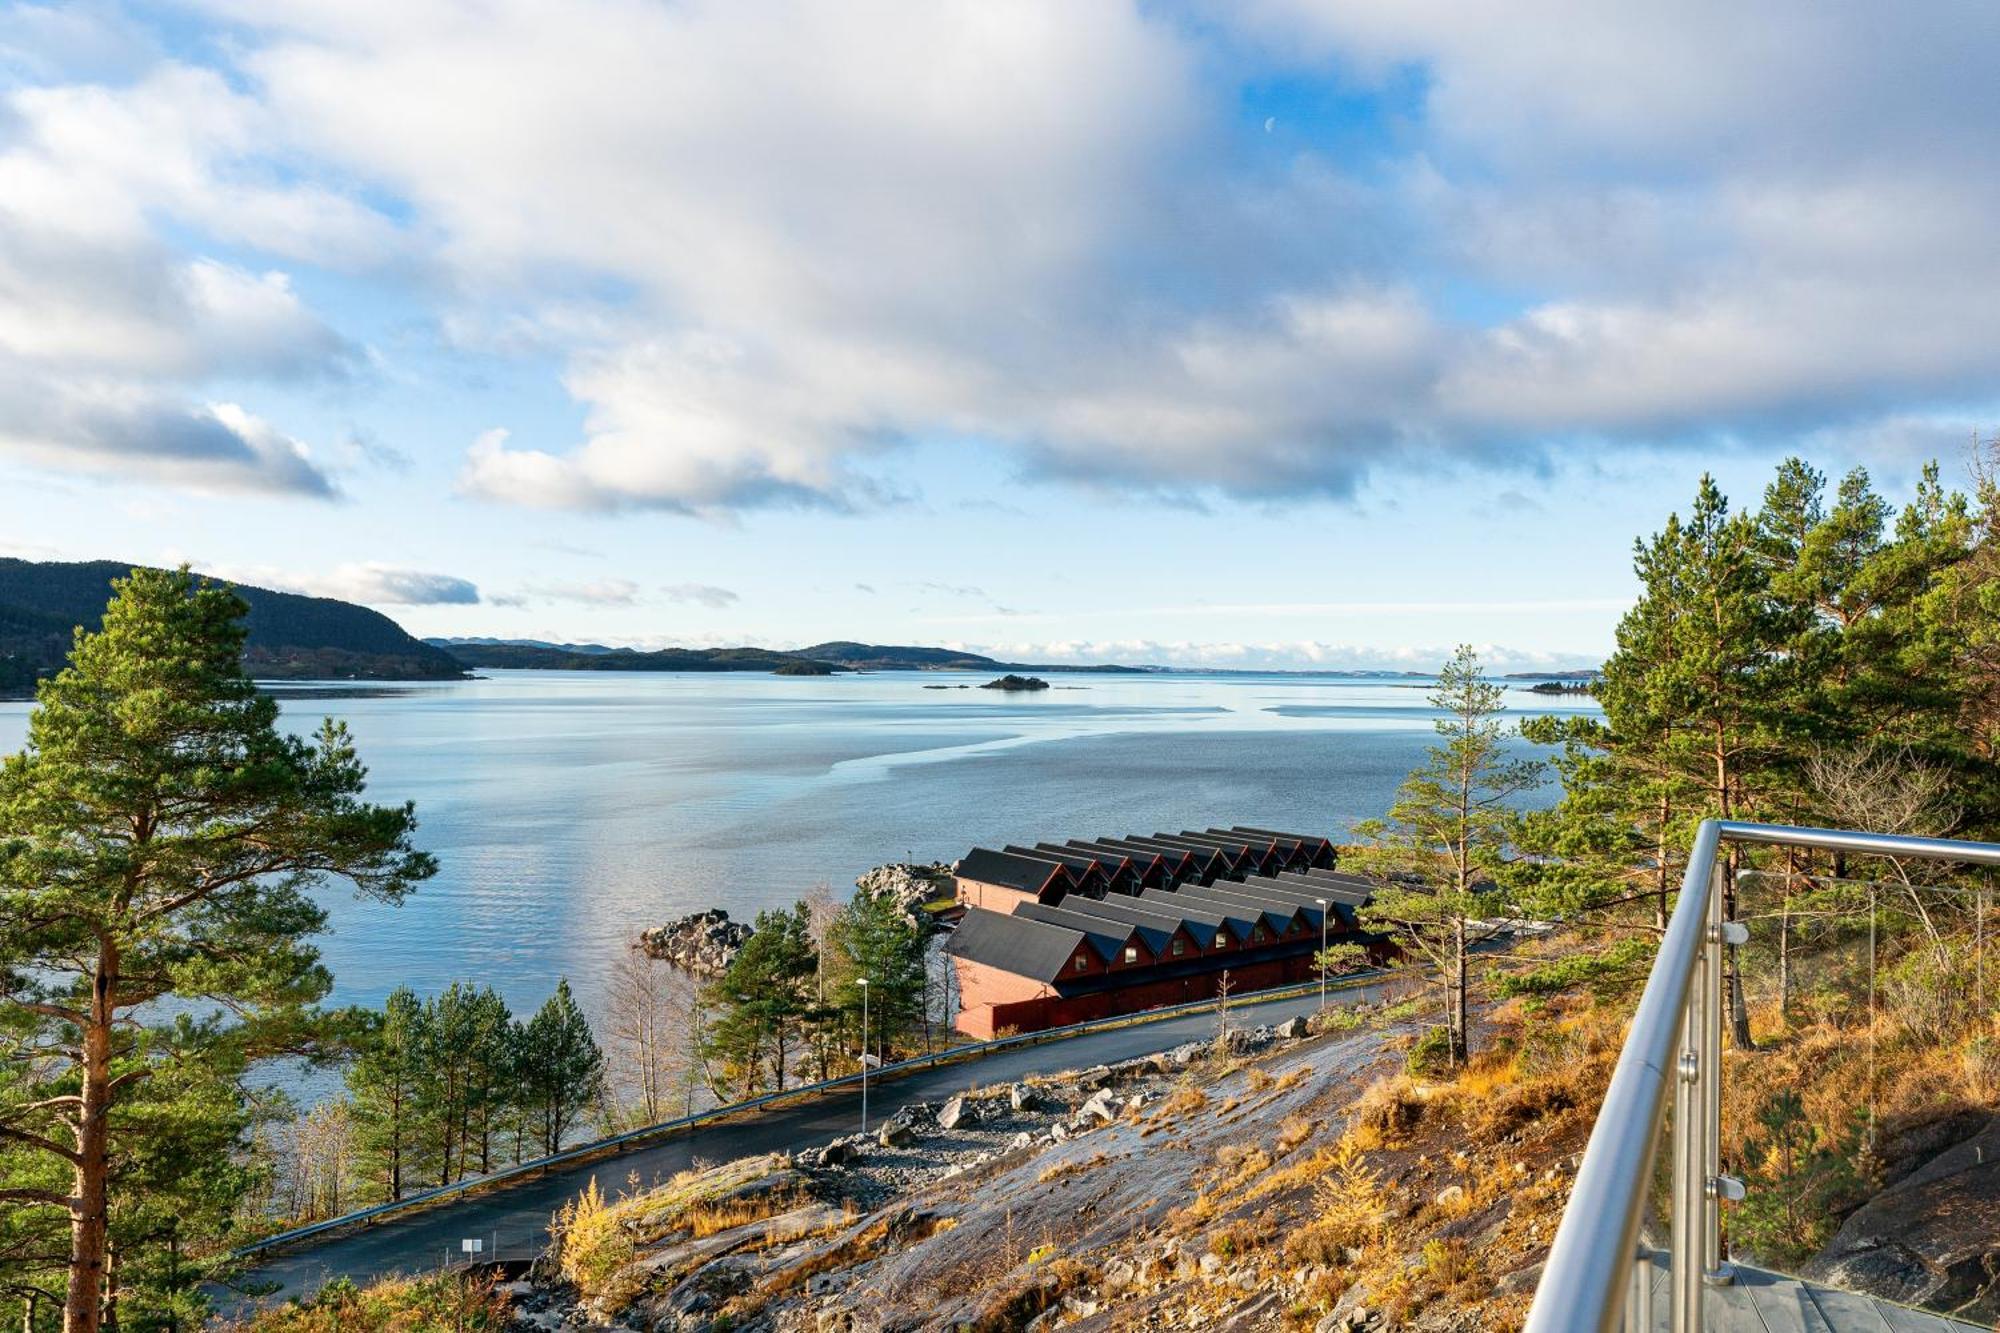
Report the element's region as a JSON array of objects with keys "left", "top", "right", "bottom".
[
  {"left": 0, "top": 1121, "right": 81, "bottom": 1163},
  {"left": 0, "top": 1188, "right": 75, "bottom": 1210}
]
